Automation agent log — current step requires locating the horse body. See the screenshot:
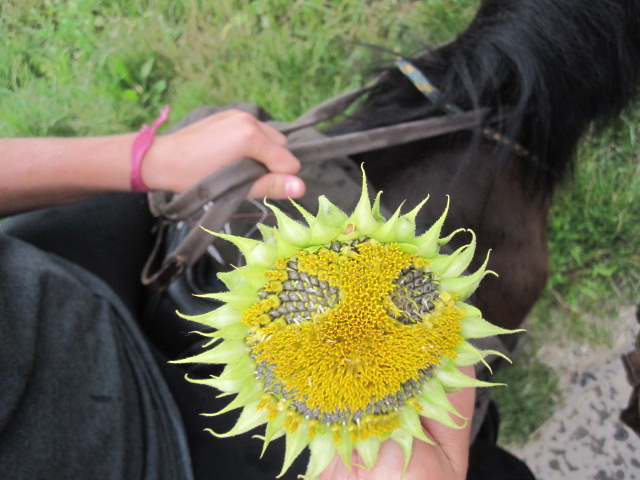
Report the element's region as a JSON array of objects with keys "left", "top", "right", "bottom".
[{"left": 336, "top": 0, "right": 640, "bottom": 331}]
